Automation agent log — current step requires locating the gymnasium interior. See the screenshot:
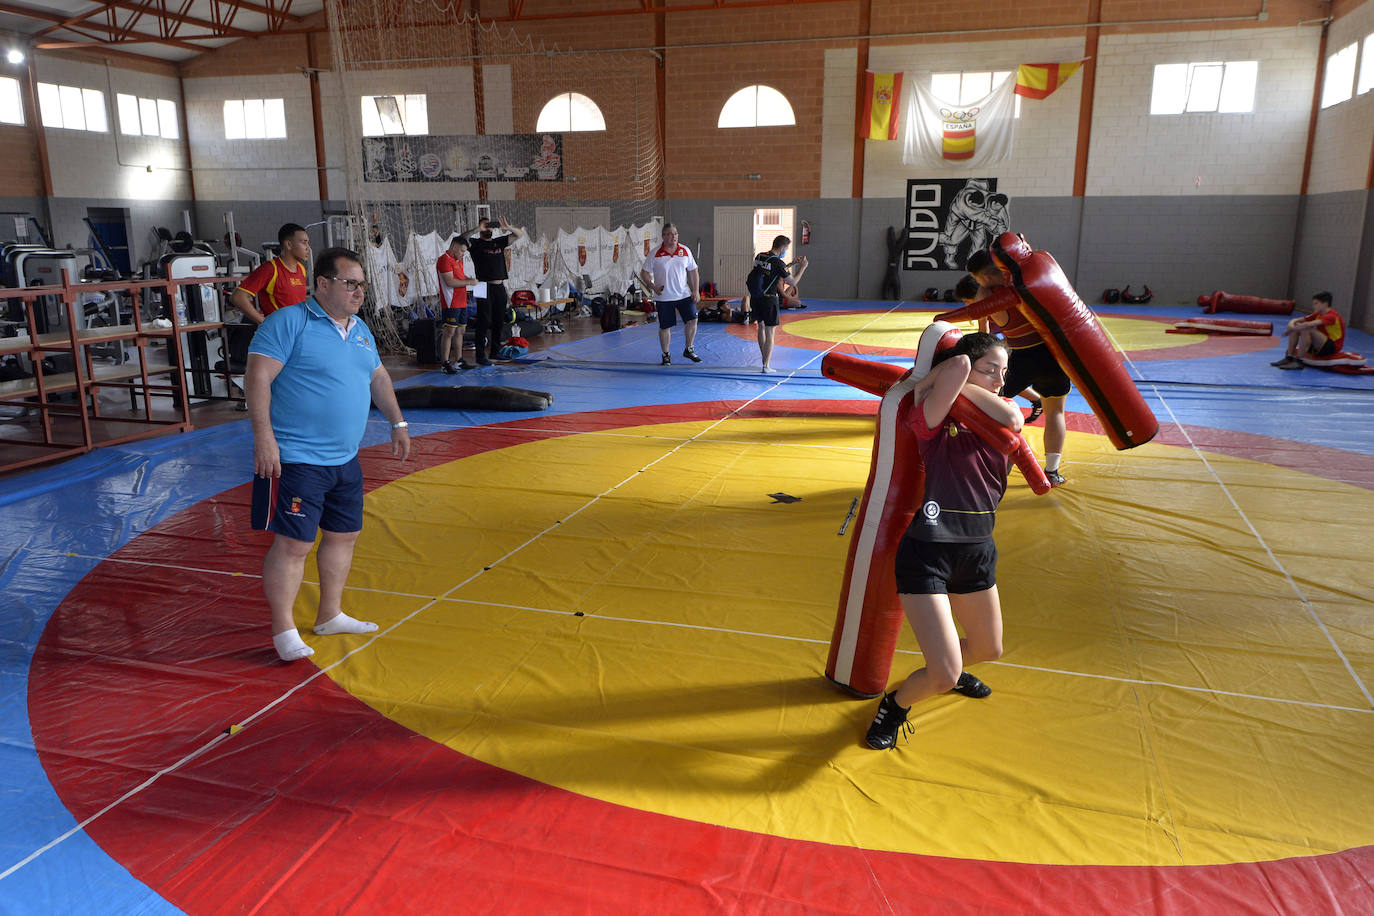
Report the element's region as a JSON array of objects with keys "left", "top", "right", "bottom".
[{"left": 1, "top": 0, "right": 1372, "bottom": 912}]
